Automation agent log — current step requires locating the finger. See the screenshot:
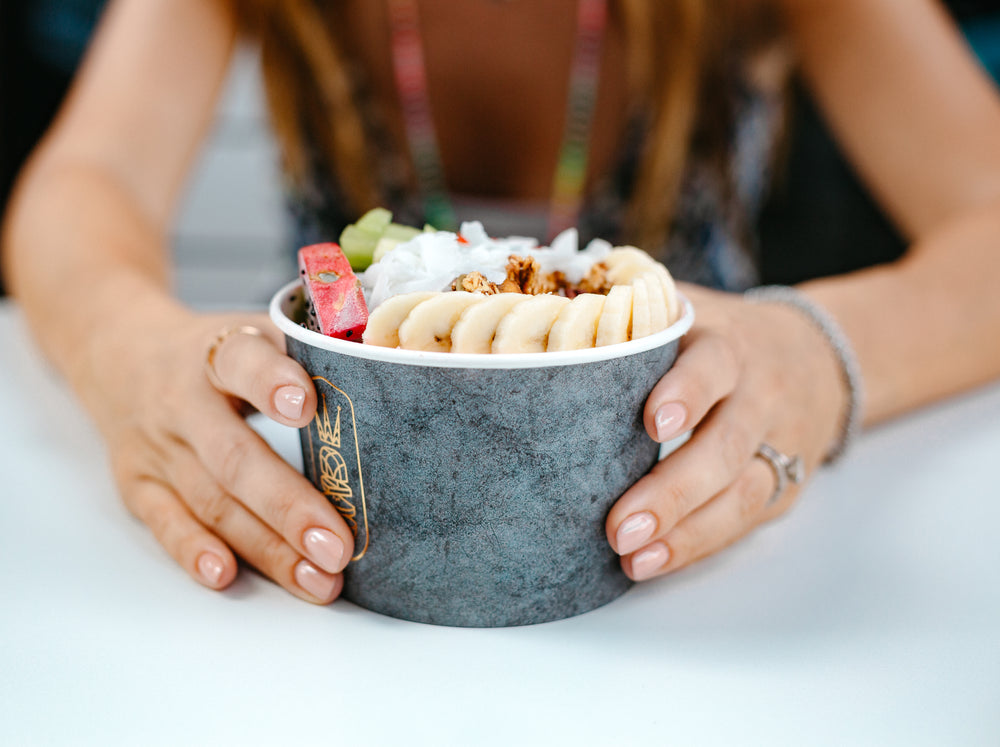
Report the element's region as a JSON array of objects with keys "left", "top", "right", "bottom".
[
  {"left": 122, "top": 474, "right": 238, "bottom": 590},
  {"left": 643, "top": 330, "right": 742, "bottom": 443},
  {"left": 179, "top": 408, "right": 356, "bottom": 576},
  {"left": 608, "top": 382, "right": 772, "bottom": 555},
  {"left": 622, "top": 457, "right": 780, "bottom": 581},
  {"left": 166, "top": 445, "right": 343, "bottom": 604},
  {"left": 207, "top": 322, "right": 317, "bottom": 428}
]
